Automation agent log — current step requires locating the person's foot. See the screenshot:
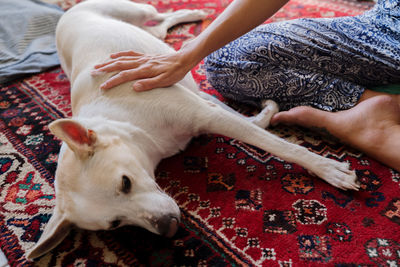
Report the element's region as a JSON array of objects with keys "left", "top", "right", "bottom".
[{"left": 270, "top": 95, "right": 400, "bottom": 172}]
